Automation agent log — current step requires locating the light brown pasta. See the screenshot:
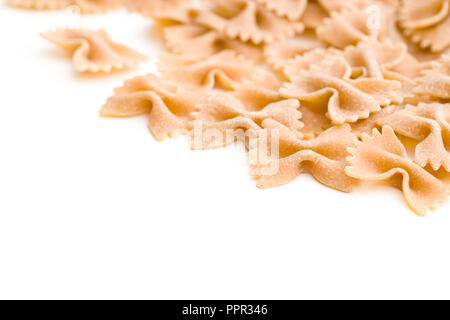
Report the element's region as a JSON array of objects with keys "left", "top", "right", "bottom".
[
  {"left": 316, "top": 7, "right": 379, "bottom": 49},
  {"left": 257, "top": 0, "right": 308, "bottom": 21},
  {"left": 10, "top": 0, "right": 450, "bottom": 215},
  {"left": 73, "top": 0, "right": 122, "bottom": 13},
  {"left": 415, "top": 54, "right": 450, "bottom": 99},
  {"left": 280, "top": 55, "right": 403, "bottom": 124},
  {"left": 123, "top": 0, "right": 186, "bottom": 14},
  {"left": 7, "top": 0, "right": 123, "bottom": 13},
  {"left": 164, "top": 24, "right": 264, "bottom": 63},
  {"left": 350, "top": 104, "right": 404, "bottom": 137},
  {"left": 399, "top": 0, "right": 450, "bottom": 53},
  {"left": 264, "top": 32, "right": 325, "bottom": 71},
  {"left": 378, "top": 103, "right": 450, "bottom": 171},
  {"left": 339, "top": 40, "right": 425, "bottom": 101},
  {"left": 300, "top": 1, "right": 328, "bottom": 29},
  {"left": 158, "top": 50, "right": 264, "bottom": 90},
  {"left": 6, "top": 0, "right": 70, "bottom": 10},
  {"left": 250, "top": 120, "right": 358, "bottom": 192},
  {"left": 346, "top": 126, "right": 449, "bottom": 215},
  {"left": 192, "top": 95, "right": 302, "bottom": 149},
  {"left": 41, "top": 28, "right": 147, "bottom": 72},
  {"left": 194, "top": 0, "right": 305, "bottom": 44},
  {"left": 100, "top": 74, "right": 211, "bottom": 140}
]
